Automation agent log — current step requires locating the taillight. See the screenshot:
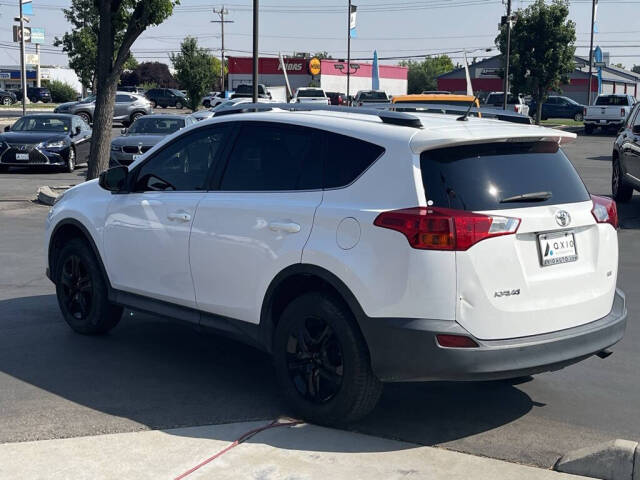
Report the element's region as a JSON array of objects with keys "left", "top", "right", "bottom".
[
  {"left": 621, "top": 108, "right": 626, "bottom": 117},
  {"left": 514, "top": 105, "right": 518, "bottom": 112},
  {"left": 583, "top": 107, "right": 587, "bottom": 116},
  {"left": 436, "top": 334, "right": 478, "bottom": 348},
  {"left": 373, "top": 207, "right": 520, "bottom": 251},
  {"left": 591, "top": 194, "right": 618, "bottom": 228}
]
